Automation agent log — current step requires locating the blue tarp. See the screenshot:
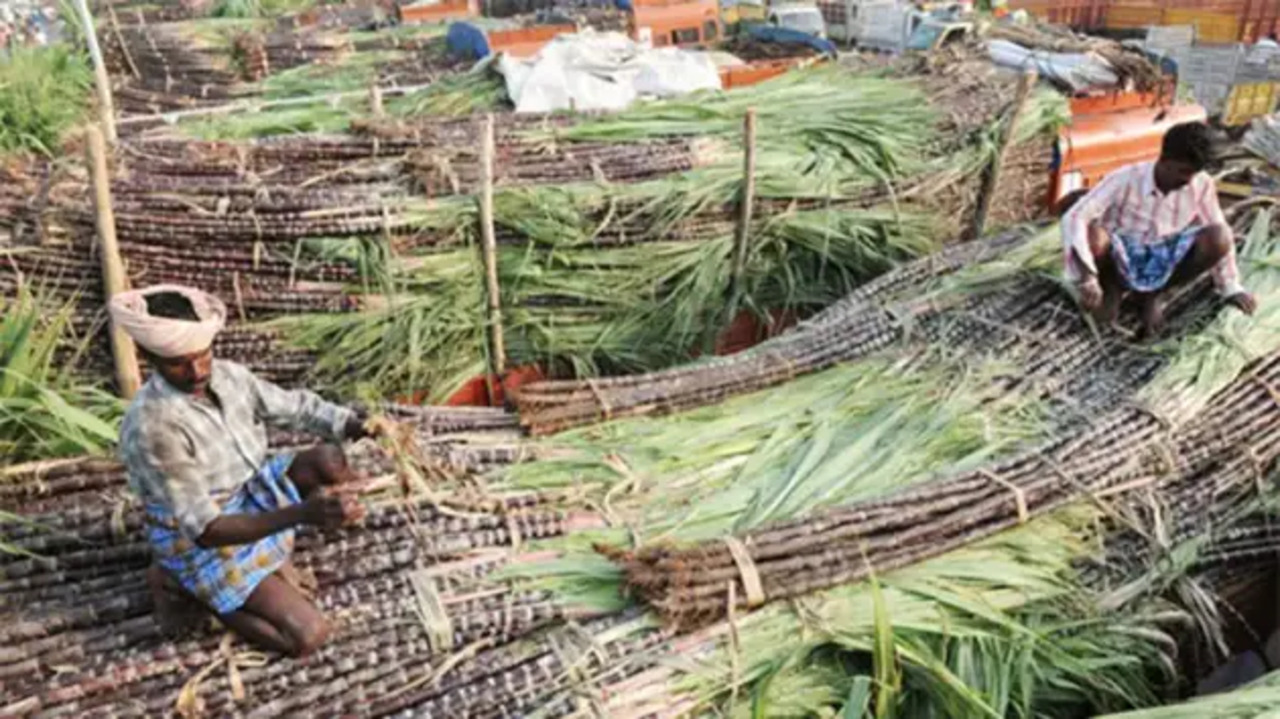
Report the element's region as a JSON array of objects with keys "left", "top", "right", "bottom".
[
  {"left": 744, "top": 24, "right": 837, "bottom": 57},
  {"left": 613, "top": 0, "right": 633, "bottom": 10},
  {"left": 447, "top": 22, "right": 491, "bottom": 60}
]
